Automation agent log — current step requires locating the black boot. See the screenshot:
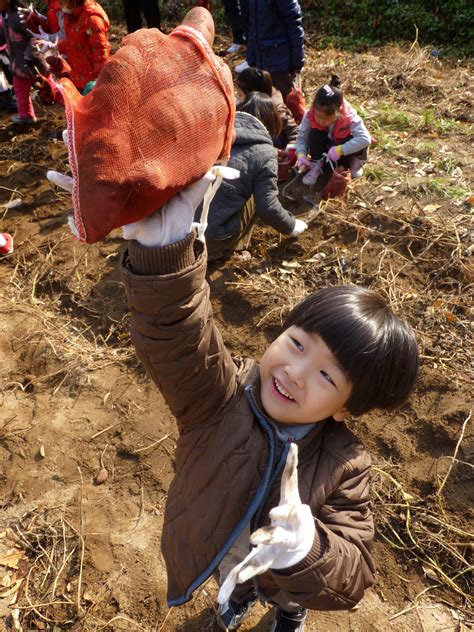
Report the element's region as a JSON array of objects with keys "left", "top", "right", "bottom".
[
  {"left": 0, "top": 90, "right": 17, "bottom": 113},
  {"left": 270, "top": 608, "right": 307, "bottom": 632}
]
